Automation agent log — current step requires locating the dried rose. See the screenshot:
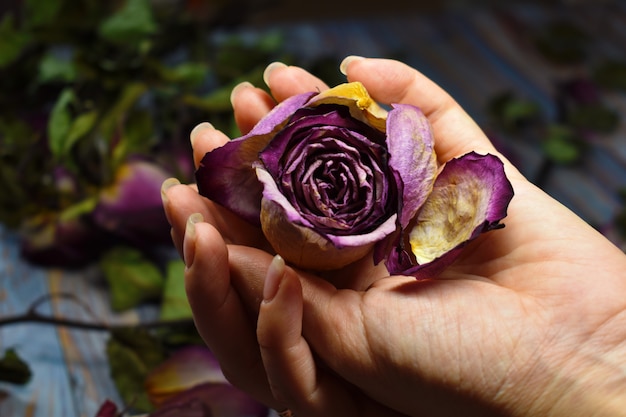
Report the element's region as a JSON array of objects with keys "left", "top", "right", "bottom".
[
  {"left": 93, "top": 160, "right": 172, "bottom": 247},
  {"left": 196, "top": 82, "right": 513, "bottom": 277},
  {"left": 145, "top": 346, "right": 266, "bottom": 417}
]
